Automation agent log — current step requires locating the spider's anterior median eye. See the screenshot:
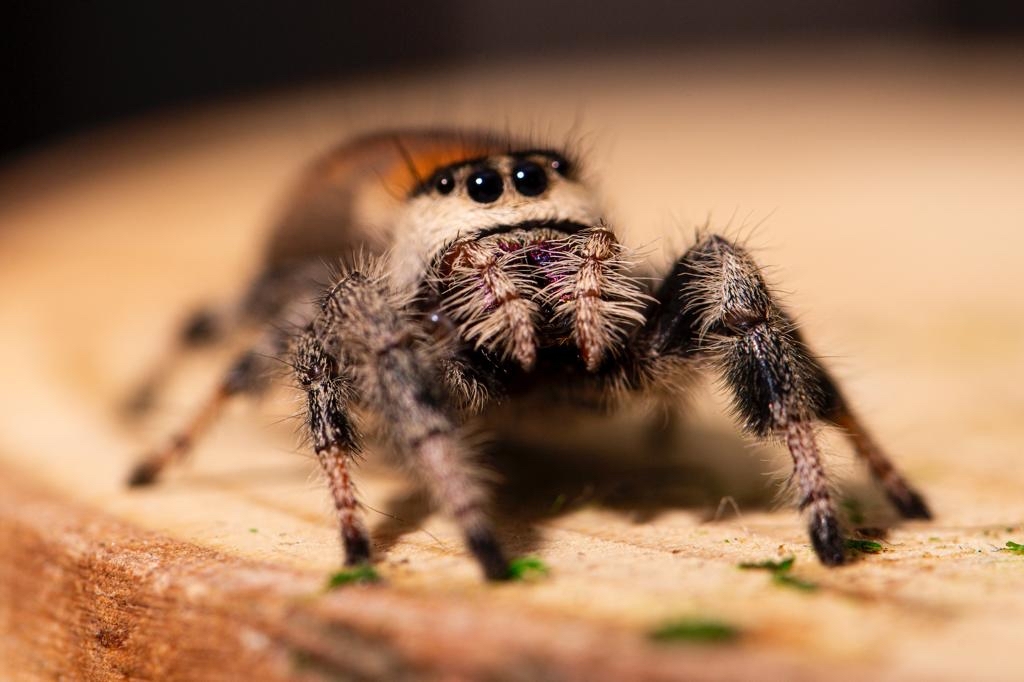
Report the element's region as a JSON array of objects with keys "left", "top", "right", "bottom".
[
  {"left": 466, "top": 168, "right": 503, "bottom": 203},
  {"left": 511, "top": 161, "right": 548, "bottom": 197},
  {"left": 434, "top": 170, "right": 455, "bottom": 195}
]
